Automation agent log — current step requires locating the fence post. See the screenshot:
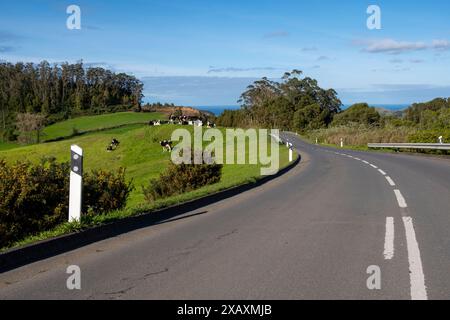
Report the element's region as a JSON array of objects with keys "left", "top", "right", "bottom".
[{"left": 69, "top": 145, "right": 83, "bottom": 222}]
